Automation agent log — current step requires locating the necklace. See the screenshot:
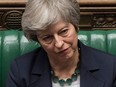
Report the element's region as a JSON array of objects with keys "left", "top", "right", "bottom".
[{"left": 51, "top": 66, "right": 80, "bottom": 87}]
